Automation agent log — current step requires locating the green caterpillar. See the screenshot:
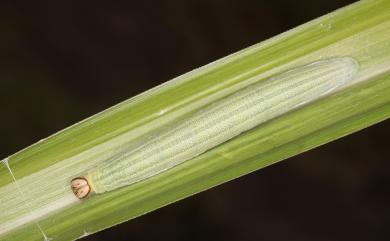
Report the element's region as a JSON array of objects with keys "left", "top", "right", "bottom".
[{"left": 71, "top": 57, "right": 358, "bottom": 199}]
